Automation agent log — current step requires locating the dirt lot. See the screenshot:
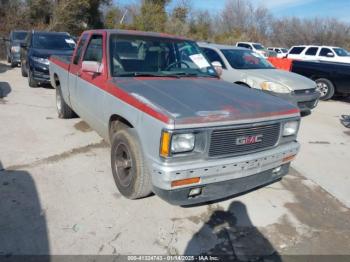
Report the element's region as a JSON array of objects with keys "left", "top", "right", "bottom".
[{"left": 1, "top": 62, "right": 350, "bottom": 260}]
